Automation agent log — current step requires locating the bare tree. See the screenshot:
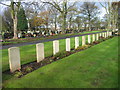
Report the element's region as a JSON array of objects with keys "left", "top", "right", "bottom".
[
  {"left": 0, "top": 0, "right": 21, "bottom": 39},
  {"left": 111, "top": 2, "right": 119, "bottom": 30},
  {"left": 23, "top": 2, "right": 34, "bottom": 31},
  {"left": 74, "top": 16, "right": 82, "bottom": 31},
  {"left": 2, "top": 7, "right": 13, "bottom": 32},
  {"left": 67, "top": 6, "right": 77, "bottom": 30},
  {"left": 80, "top": 2, "right": 100, "bottom": 31},
  {"left": 99, "top": 1, "right": 119, "bottom": 30},
  {"left": 43, "top": 0, "right": 77, "bottom": 33},
  {"left": 49, "top": 6, "right": 59, "bottom": 31},
  {"left": 99, "top": 2, "right": 111, "bottom": 30},
  {"left": 23, "top": 1, "right": 45, "bottom": 31}
]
